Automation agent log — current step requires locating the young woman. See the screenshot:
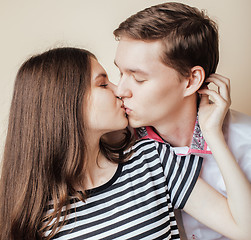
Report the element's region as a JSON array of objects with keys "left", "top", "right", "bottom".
[{"left": 0, "top": 47, "right": 250, "bottom": 240}]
